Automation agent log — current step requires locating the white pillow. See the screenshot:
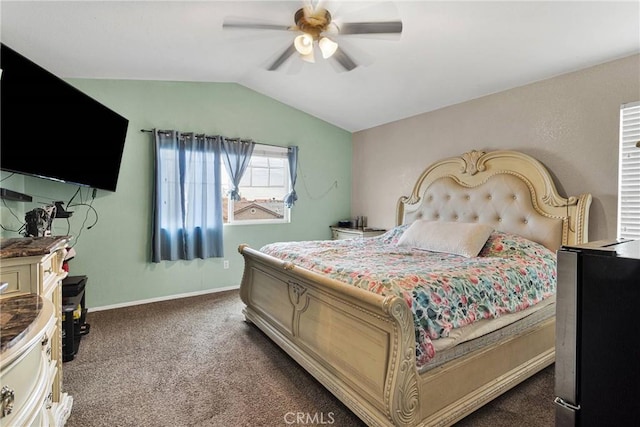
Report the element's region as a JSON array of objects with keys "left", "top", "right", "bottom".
[{"left": 396, "top": 220, "right": 494, "bottom": 258}]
